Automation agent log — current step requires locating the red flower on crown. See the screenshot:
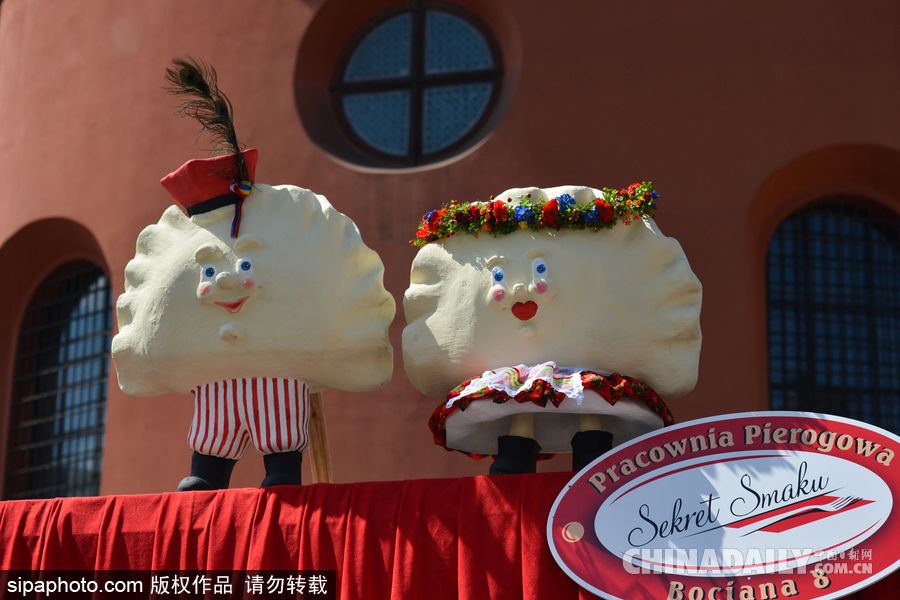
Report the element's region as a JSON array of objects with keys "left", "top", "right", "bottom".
[
  {"left": 427, "top": 209, "right": 446, "bottom": 232},
  {"left": 492, "top": 200, "right": 508, "bottom": 222},
  {"left": 595, "top": 198, "right": 614, "bottom": 222},
  {"left": 541, "top": 199, "right": 559, "bottom": 227}
]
